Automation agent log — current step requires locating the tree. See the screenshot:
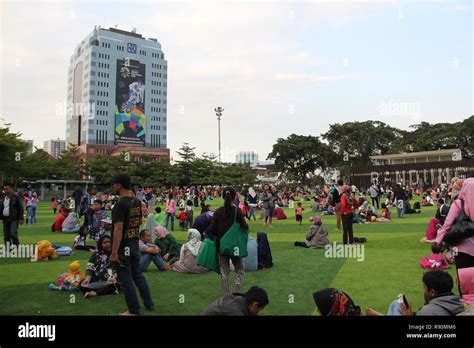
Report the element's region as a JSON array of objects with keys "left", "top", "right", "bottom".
[
  {"left": 396, "top": 117, "right": 474, "bottom": 158},
  {"left": 176, "top": 143, "right": 196, "bottom": 186},
  {"left": 55, "top": 144, "right": 85, "bottom": 180},
  {"left": 322, "top": 121, "right": 401, "bottom": 167},
  {"left": 85, "top": 154, "right": 123, "bottom": 184},
  {"left": 0, "top": 126, "right": 29, "bottom": 184},
  {"left": 21, "top": 150, "right": 58, "bottom": 180},
  {"left": 267, "top": 134, "right": 336, "bottom": 185}
]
